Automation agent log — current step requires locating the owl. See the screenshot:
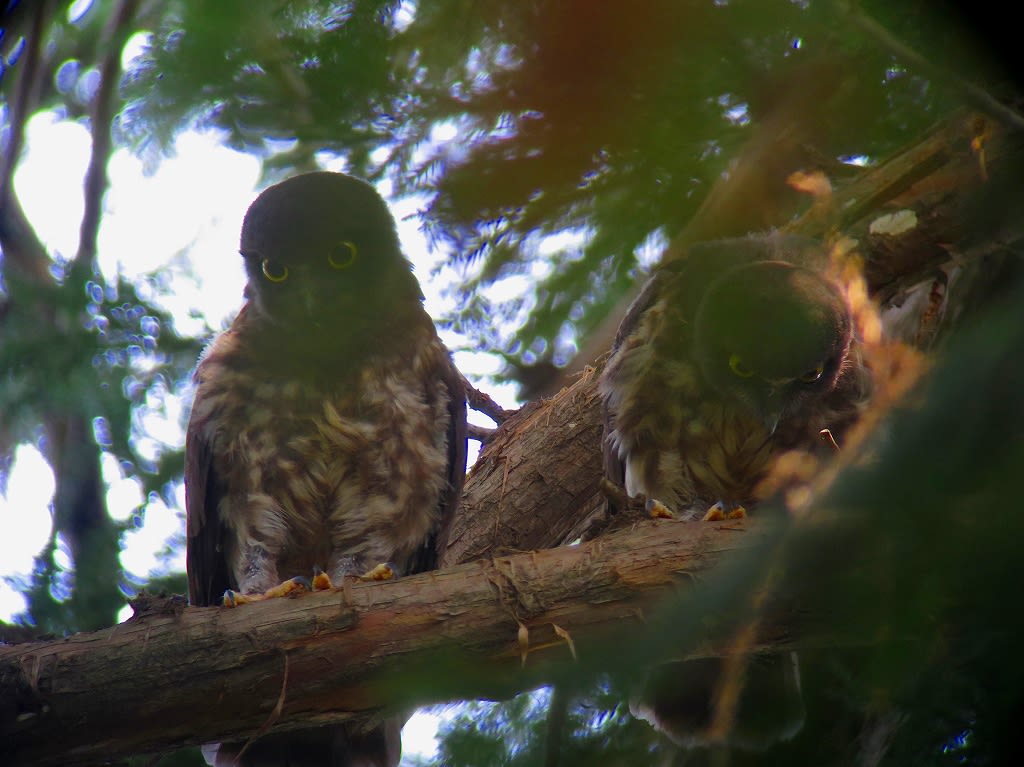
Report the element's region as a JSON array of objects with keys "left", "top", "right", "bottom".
[
  {"left": 600, "top": 233, "right": 871, "bottom": 749},
  {"left": 185, "top": 171, "right": 467, "bottom": 766},
  {"left": 601, "top": 234, "right": 868, "bottom": 520}
]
